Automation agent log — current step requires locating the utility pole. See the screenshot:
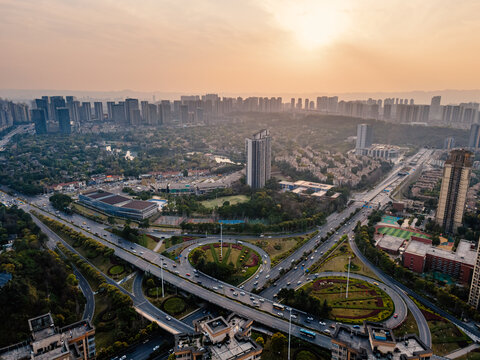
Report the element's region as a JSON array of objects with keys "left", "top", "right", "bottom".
[
  {"left": 346, "top": 256, "right": 351, "bottom": 299},
  {"left": 288, "top": 307, "right": 292, "bottom": 360}
]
